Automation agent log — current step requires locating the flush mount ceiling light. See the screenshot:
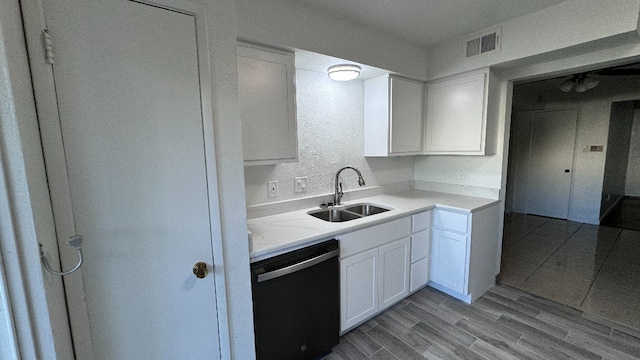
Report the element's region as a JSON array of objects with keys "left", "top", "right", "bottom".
[
  {"left": 559, "top": 73, "right": 599, "bottom": 93},
  {"left": 327, "top": 64, "right": 361, "bottom": 81}
]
